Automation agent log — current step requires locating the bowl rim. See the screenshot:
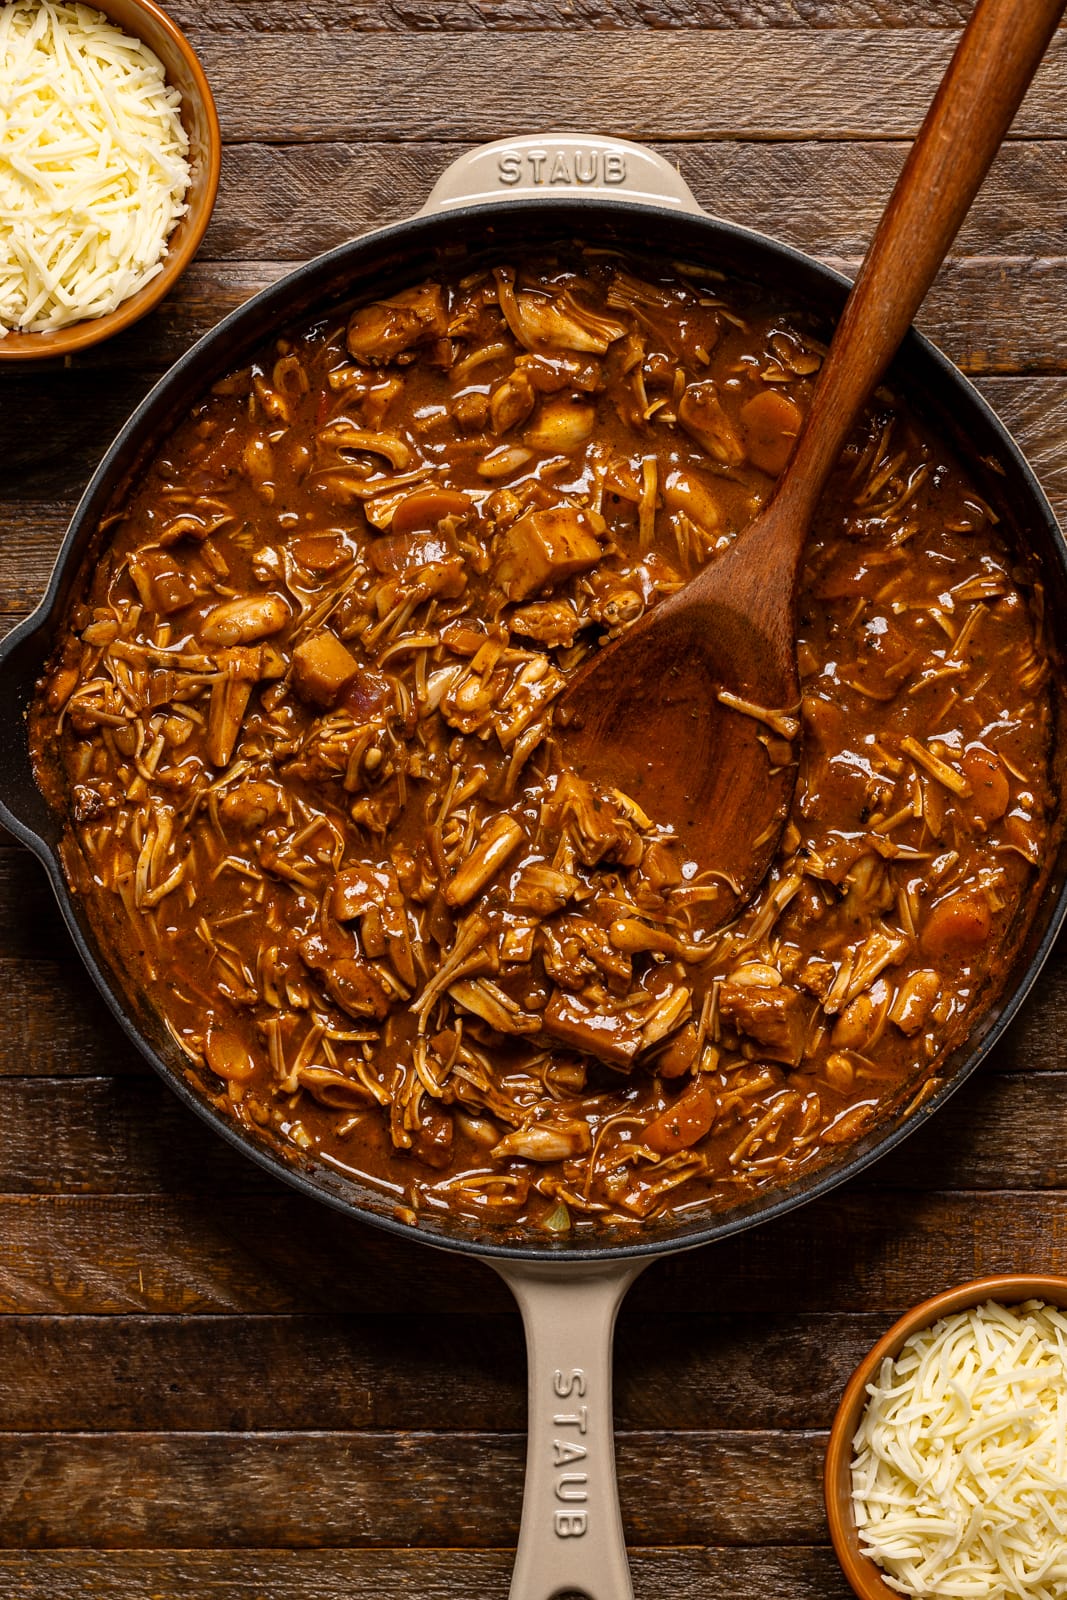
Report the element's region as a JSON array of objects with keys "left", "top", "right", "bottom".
[
  {"left": 0, "top": 0, "right": 221, "bottom": 362},
  {"left": 824, "top": 1272, "right": 1067, "bottom": 1600}
]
